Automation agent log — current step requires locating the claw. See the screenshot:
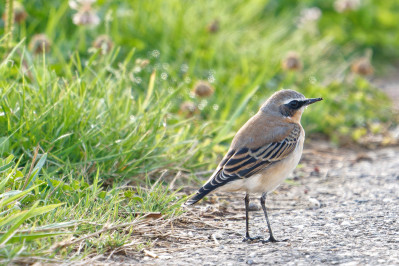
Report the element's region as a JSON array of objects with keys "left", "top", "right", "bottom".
[{"left": 261, "top": 235, "right": 278, "bottom": 243}]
